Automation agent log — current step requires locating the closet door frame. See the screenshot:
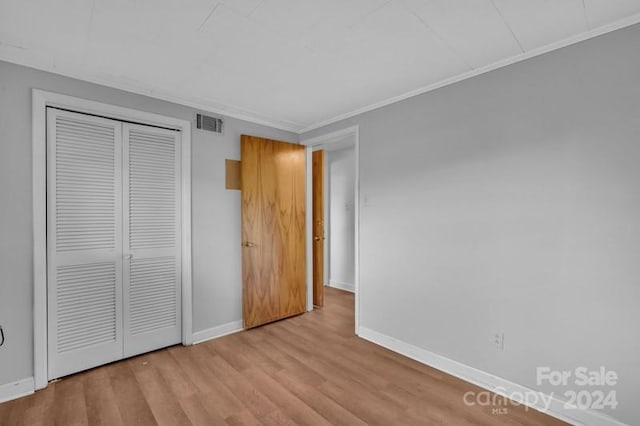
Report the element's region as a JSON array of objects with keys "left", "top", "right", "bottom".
[{"left": 32, "top": 89, "right": 193, "bottom": 391}]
